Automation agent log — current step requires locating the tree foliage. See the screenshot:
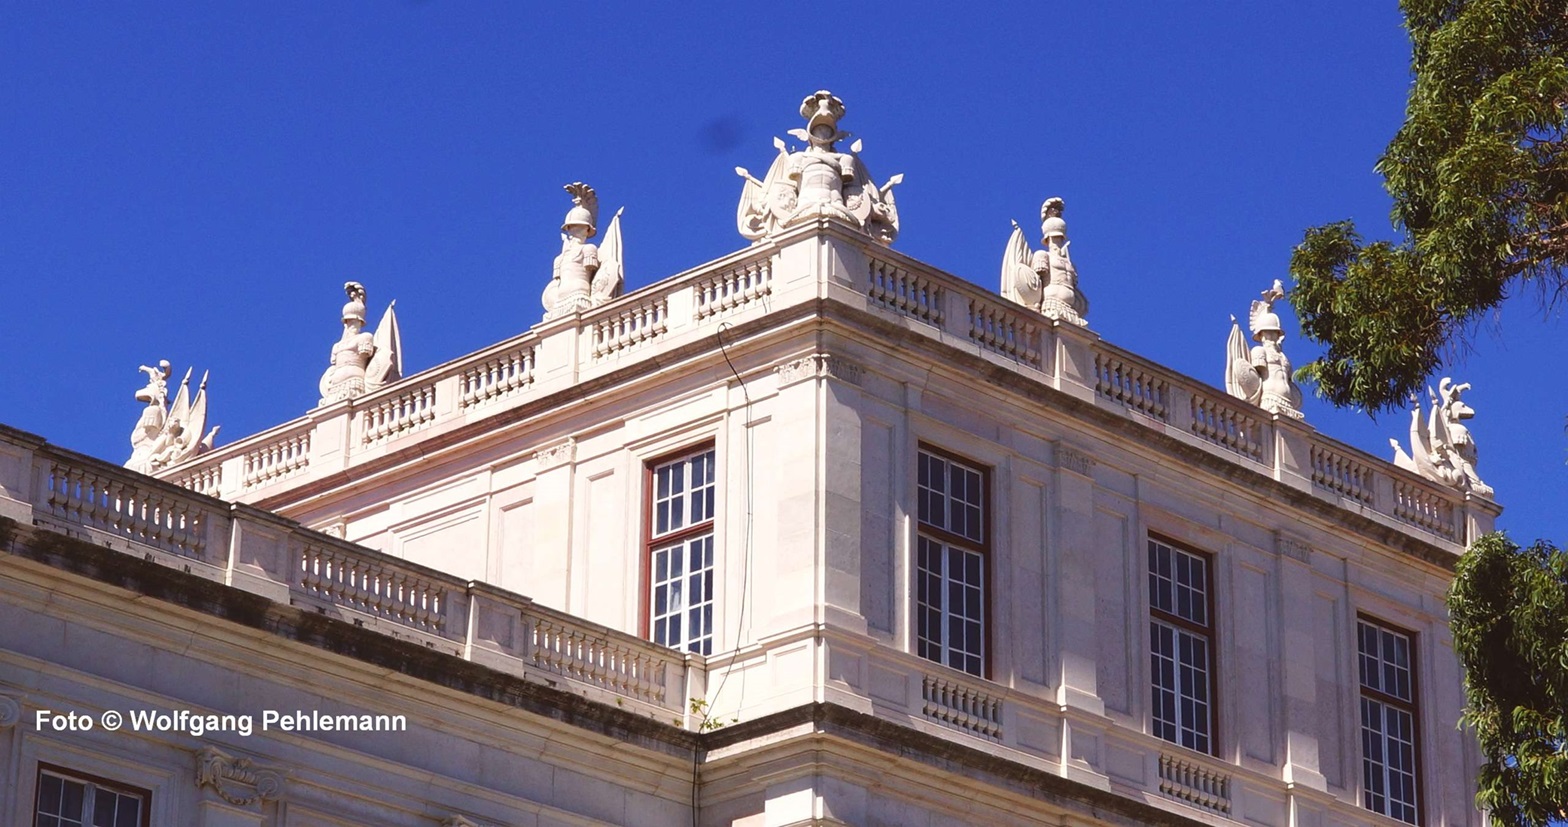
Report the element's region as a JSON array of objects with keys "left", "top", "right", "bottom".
[
  {"left": 1290, "top": 0, "right": 1568, "bottom": 413},
  {"left": 1447, "top": 533, "right": 1568, "bottom": 826}
]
